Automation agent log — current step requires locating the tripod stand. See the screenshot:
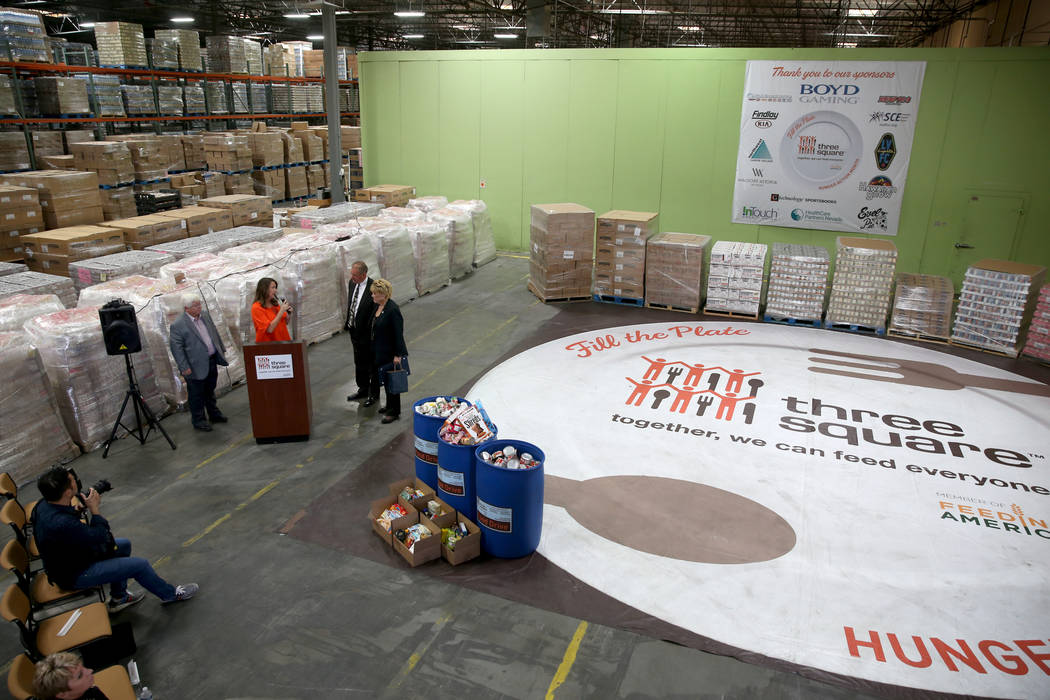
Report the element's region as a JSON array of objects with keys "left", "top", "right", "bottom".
[{"left": 103, "top": 353, "right": 176, "bottom": 458}]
